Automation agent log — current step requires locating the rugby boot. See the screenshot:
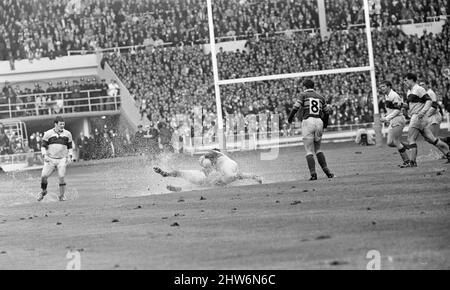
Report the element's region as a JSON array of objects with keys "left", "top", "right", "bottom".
[
  {"left": 309, "top": 174, "right": 318, "bottom": 181},
  {"left": 37, "top": 190, "right": 47, "bottom": 202}
]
